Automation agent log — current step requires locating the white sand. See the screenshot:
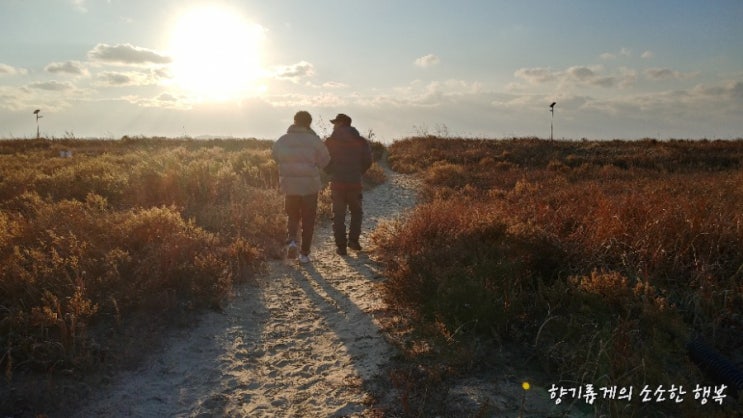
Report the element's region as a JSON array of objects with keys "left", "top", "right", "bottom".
[{"left": 74, "top": 164, "right": 420, "bottom": 417}]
